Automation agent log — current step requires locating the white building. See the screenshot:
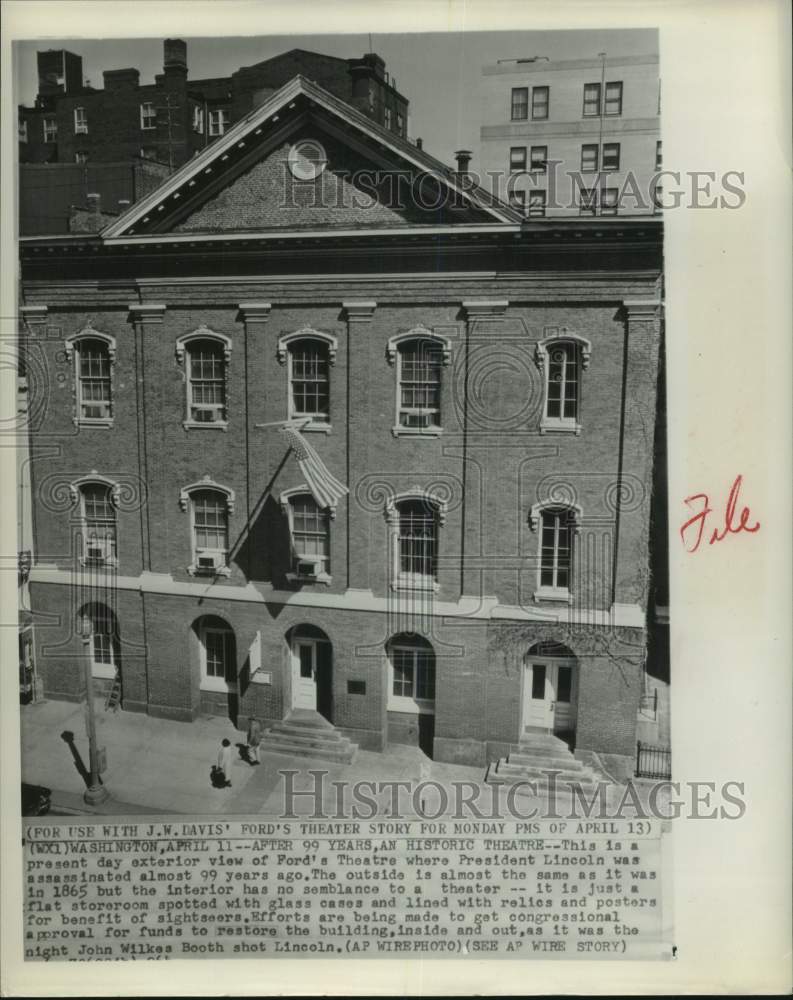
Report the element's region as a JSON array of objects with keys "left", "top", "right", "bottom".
[{"left": 478, "top": 53, "right": 661, "bottom": 218}]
